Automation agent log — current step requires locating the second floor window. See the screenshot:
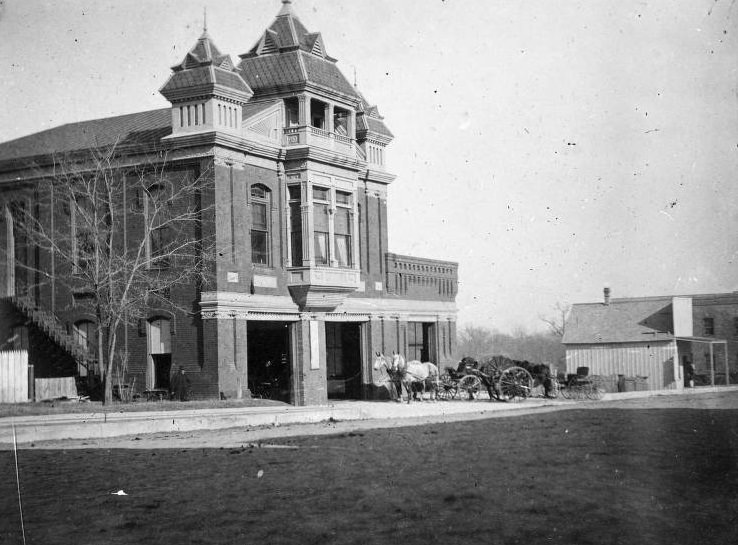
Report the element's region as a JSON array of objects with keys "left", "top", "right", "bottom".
[
  {"left": 334, "top": 191, "right": 352, "bottom": 267},
  {"left": 703, "top": 317, "right": 715, "bottom": 336},
  {"left": 250, "top": 185, "right": 271, "bottom": 265},
  {"left": 313, "top": 187, "right": 330, "bottom": 265},
  {"left": 146, "top": 184, "right": 171, "bottom": 268}
]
